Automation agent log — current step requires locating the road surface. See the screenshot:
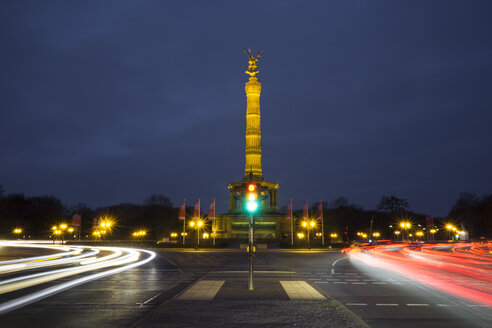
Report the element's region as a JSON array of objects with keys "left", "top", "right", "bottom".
[{"left": 0, "top": 241, "right": 490, "bottom": 327}]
